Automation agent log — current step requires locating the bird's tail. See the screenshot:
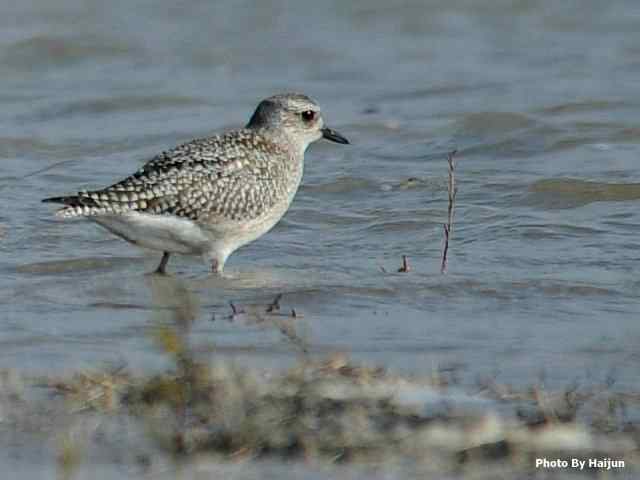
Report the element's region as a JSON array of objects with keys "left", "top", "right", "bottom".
[
  {"left": 42, "top": 195, "right": 97, "bottom": 207},
  {"left": 42, "top": 194, "right": 123, "bottom": 218}
]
